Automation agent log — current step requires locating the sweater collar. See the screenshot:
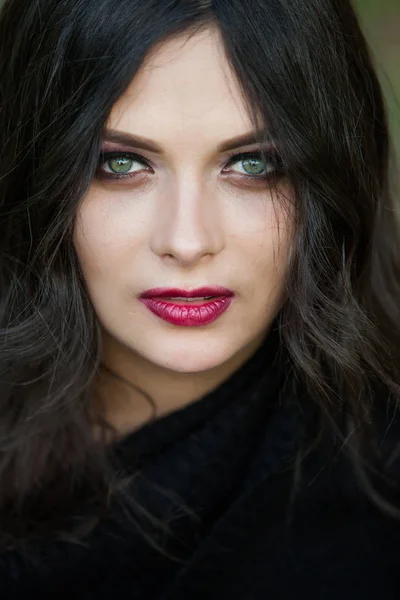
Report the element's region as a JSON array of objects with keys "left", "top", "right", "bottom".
[
  {"left": 108, "top": 319, "right": 303, "bottom": 559},
  {"left": 112, "top": 318, "right": 286, "bottom": 461}
]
